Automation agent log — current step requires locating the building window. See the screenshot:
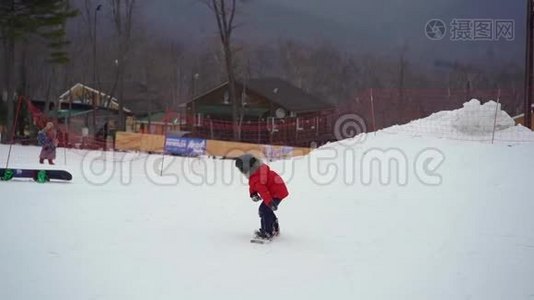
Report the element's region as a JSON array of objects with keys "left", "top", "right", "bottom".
[
  {"left": 223, "top": 90, "right": 230, "bottom": 105},
  {"left": 195, "top": 113, "right": 203, "bottom": 127}
]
